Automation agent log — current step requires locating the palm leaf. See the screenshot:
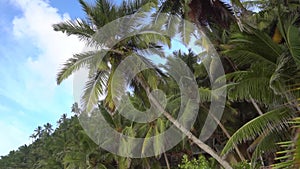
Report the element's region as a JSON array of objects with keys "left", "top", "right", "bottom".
[
  {"left": 222, "top": 107, "right": 294, "bottom": 156},
  {"left": 225, "top": 28, "right": 282, "bottom": 67},
  {"left": 82, "top": 70, "right": 108, "bottom": 113},
  {"left": 286, "top": 23, "right": 300, "bottom": 67},
  {"left": 224, "top": 69, "right": 283, "bottom": 104},
  {"left": 272, "top": 118, "right": 300, "bottom": 168},
  {"left": 251, "top": 129, "right": 289, "bottom": 164},
  {"left": 141, "top": 126, "right": 153, "bottom": 156},
  {"left": 57, "top": 50, "right": 110, "bottom": 85},
  {"left": 53, "top": 19, "right": 95, "bottom": 41},
  {"left": 57, "top": 51, "right": 98, "bottom": 85},
  {"left": 179, "top": 17, "right": 194, "bottom": 46}
]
